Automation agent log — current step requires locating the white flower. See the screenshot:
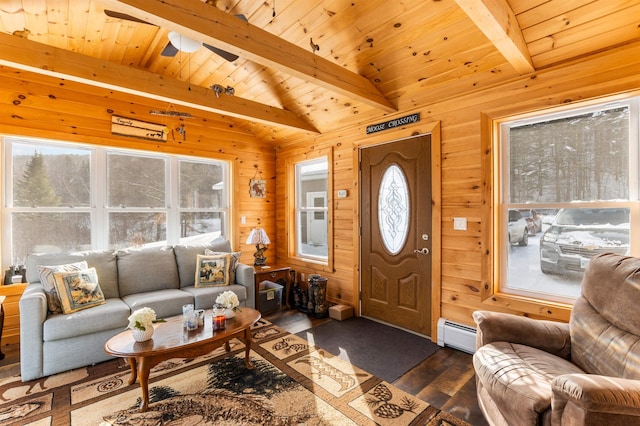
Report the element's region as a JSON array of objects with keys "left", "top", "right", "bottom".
[
  {"left": 127, "top": 307, "right": 157, "bottom": 331},
  {"left": 215, "top": 291, "right": 240, "bottom": 310}
]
